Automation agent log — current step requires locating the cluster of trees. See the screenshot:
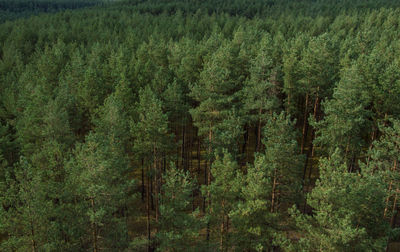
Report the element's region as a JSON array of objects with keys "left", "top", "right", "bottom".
[
  {"left": 0, "top": 0, "right": 100, "bottom": 23},
  {"left": 1, "top": 0, "right": 400, "bottom": 251}
]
